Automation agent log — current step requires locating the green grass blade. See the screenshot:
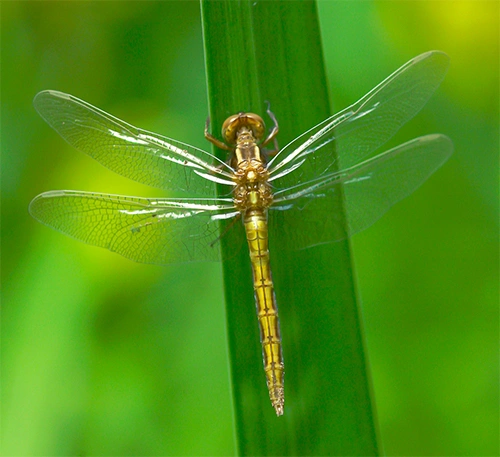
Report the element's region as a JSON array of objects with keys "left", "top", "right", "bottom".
[{"left": 201, "top": 1, "right": 380, "bottom": 454}]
